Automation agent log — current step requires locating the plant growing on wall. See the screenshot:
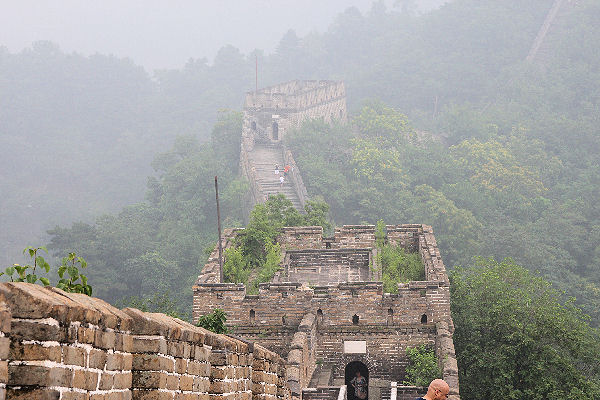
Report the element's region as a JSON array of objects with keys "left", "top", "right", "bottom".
[
  {"left": 374, "top": 220, "right": 425, "bottom": 293},
  {"left": 2, "top": 246, "right": 92, "bottom": 295},
  {"left": 403, "top": 344, "right": 442, "bottom": 387},
  {"left": 196, "top": 308, "right": 229, "bottom": 334},
  {"left": 222, "top": 194, "right": 331, "bottom": 294}
]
